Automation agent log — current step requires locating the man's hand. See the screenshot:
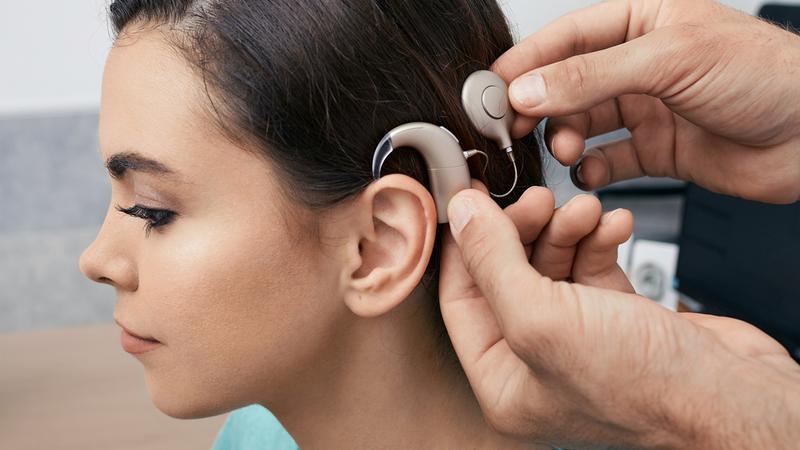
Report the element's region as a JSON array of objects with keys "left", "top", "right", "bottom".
[
  {"left": 439, "top": 188, "right": 800, "bottom": 450},
  {"left": 487, "top": 181, "right": 634, "bottom": 292},
  {"left": 491, "top": 0, "right": 800, "bottom": 204}
]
